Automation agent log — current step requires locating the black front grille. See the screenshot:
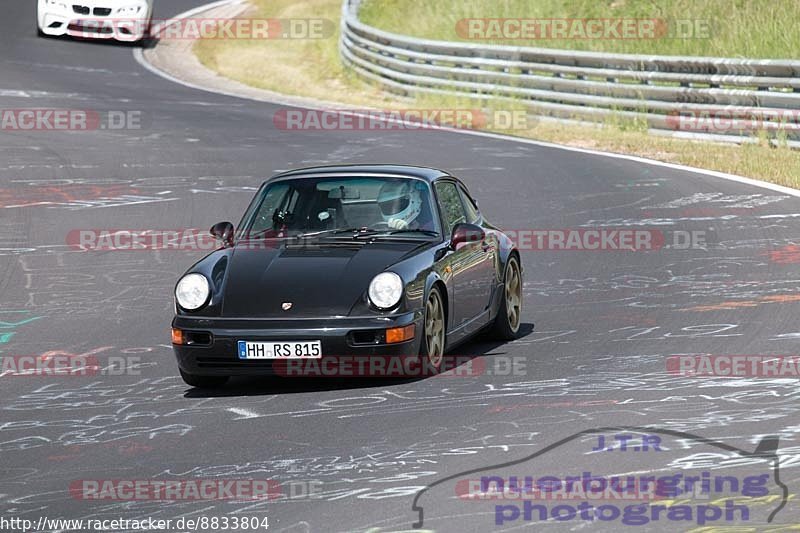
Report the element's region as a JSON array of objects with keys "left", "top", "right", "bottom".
[
  {"left": 67, "top": 22, "right": 113, "bottom": 34},
  {"left": 184, "top": 331, "right": 213, "bottom": 346},
  {"left": 350, "top": 330, "right": 381, "bottom": 345},
  {"left": 72, "top": 5, "right": 90, "bottom": 14},
  {"left": 196, "top": 357, "right": 276, "bottom": 371},
  {"left": 93, "top": 7, "right": 112, "bottom": 16}
]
